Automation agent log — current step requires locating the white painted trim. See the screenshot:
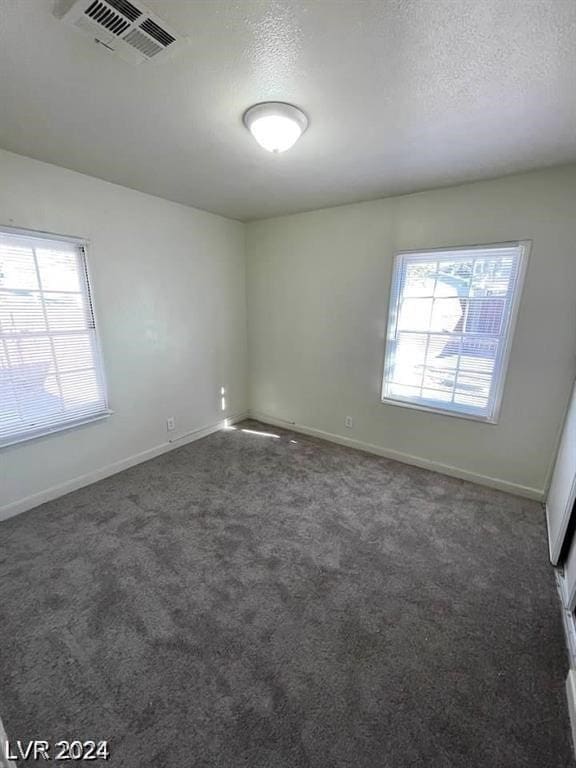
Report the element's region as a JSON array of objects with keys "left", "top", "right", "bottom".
[
  {"left": 0, "top": 412, "right": 248, "bottom": 522},
  {"left": 381, "top": 240, "right": 531, "bottom": 425},
  {"left": 0, "top": 410, "right": 113, "bottom": 449},
  {"left": 547, "top": 491, "right": 576, "bottom": 566},
  {"left": 555, "top": 570, "right": 576, "bottom": 661},
  {"left": 0, "top": 714, "right": 16, "bottom": 768},
  {"left": 0, "top": 223, "right": 88, "bottom": 246},
  {"left": 249, "top": 410, "right": 544, "bottom": 500},
  {"left": 555, "top": 571, "right": 576, "bottom": 761},
  {"left": 566, "top": 670, "right": 576, "bottom": 760},
  {"left": 545, "top": 382, "right": 576, "bottom": 565}
]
